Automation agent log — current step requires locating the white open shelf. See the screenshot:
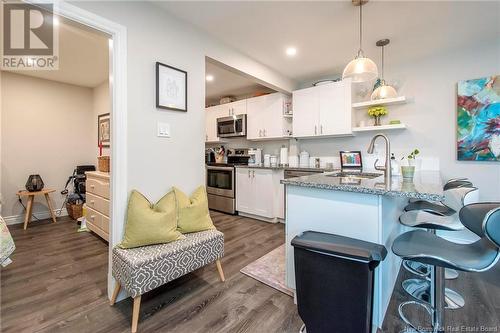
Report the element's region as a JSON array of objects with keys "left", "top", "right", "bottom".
[
  {"left": 352, "top": 96, "right": 407, "bottom": 109},
  {"left": 352, "top": 123, "right": 407, "bottom": 132}
]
